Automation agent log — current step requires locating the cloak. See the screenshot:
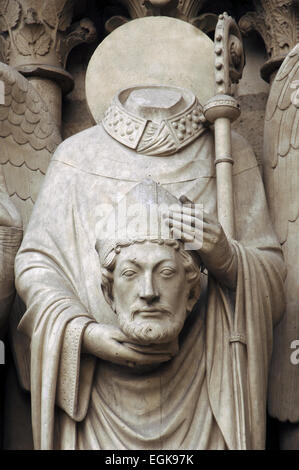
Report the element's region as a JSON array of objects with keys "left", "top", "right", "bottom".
[{"left": 15, "top": 123, "right": 285, "bottom": 449}]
